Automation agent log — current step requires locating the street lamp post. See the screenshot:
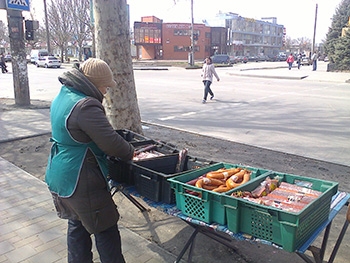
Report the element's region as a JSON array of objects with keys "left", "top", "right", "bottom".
[
  {"left": 312, "top": 3, "right": 318, "bottom": 54},
  {"left": 189, "top": 0, "right": 194, "bottom": 66},
  {"left": 43, "top": 0, "right": 50, "bottom": 53}
]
